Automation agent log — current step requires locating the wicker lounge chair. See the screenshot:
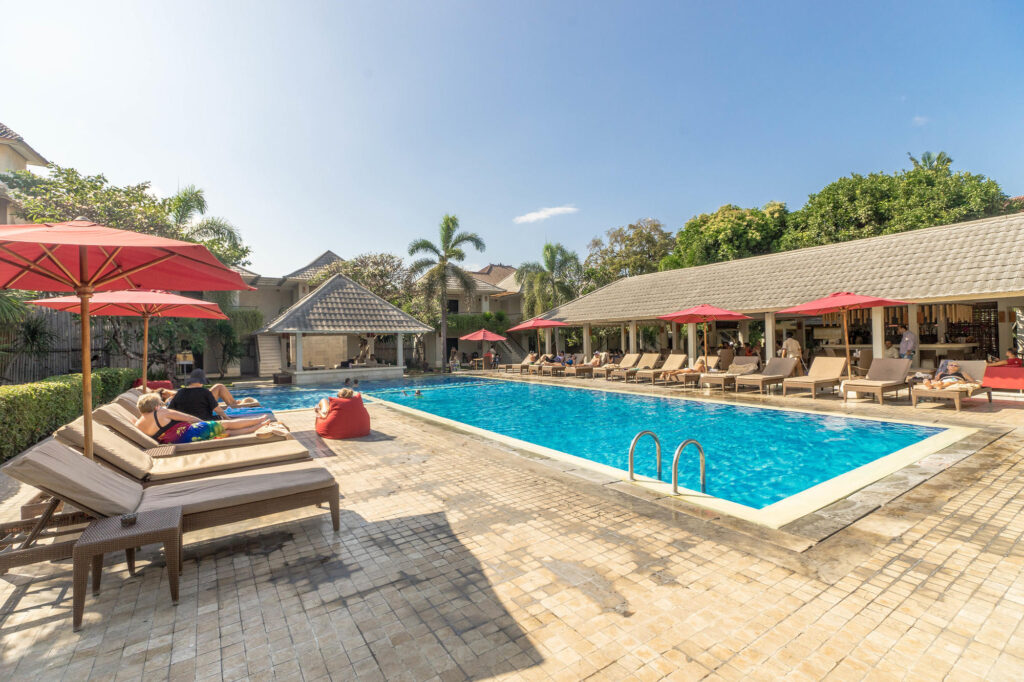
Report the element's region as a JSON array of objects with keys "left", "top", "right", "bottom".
[
  {"left": 499, "top": 358, "right": 531, "bottom": 373},
  {"left": 0, "top": 438, "right": 340, "bottom": 576},
  {"left": 700, "top": 356, "right": 760, "bottom": 391},
  {"left": 593, "top": 353, "right": 640, "bottom": 379},
  {"left": 911, "top": 360, "right": 992, "bottom": 411},
  {"left": 841, "top": 358, "right": 912, "bottom": 404},
  {"left": 637, "top": 353, "right": 688, "bottom": 384},
  {"left": 565, "top": 354, "right": 603, "bottom": 378},
  {"left": 670, "top": 355, "right": 720, "bottom": 388},
  {"left": 610, "top": 353, "right": 660, "bottom": 381},
  {"left": 734, "top": 357, "right": 798, "bottom": 394},
  {"left": 55, "top": 416, "right": 311, "bottom": 485},
  {"left": 782, "top": 356, "right": 847, "bottom": 398}
]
